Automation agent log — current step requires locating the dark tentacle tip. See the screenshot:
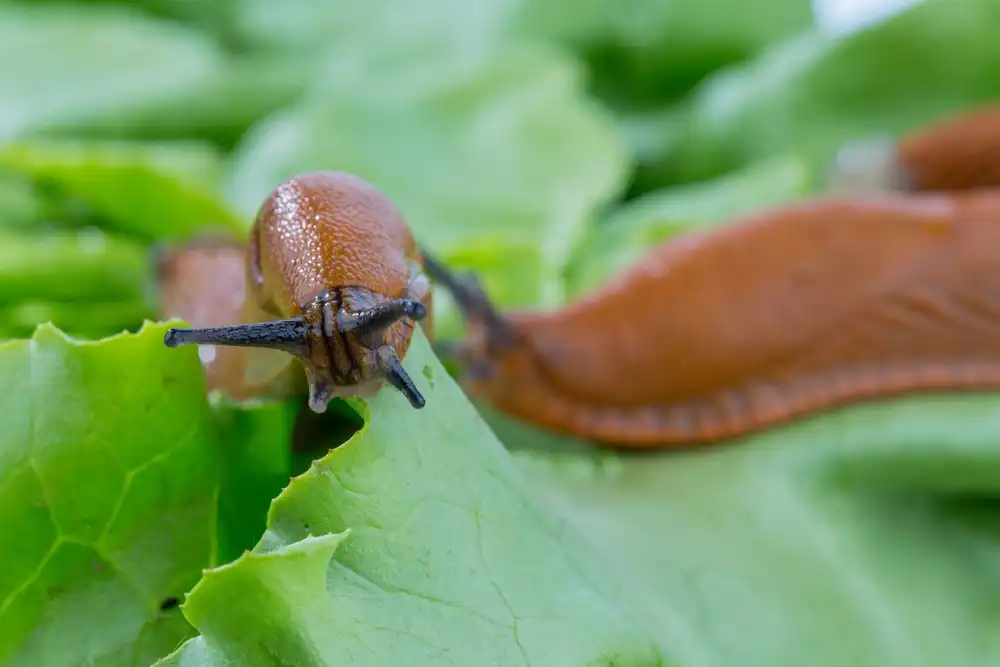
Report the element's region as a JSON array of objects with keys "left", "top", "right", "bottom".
[
  {"left": 405, "top": 386, "right": 426, "bottom": 409},
  {"left": 164, "top": 329, "right": 185, "bottom": 348},
  {"left": 389, "top": 365, "right": 426, "bottom": 408},
  {"left": 376, "top": 345, "right": 426, "bottom": 409},
  {"left": 406, "top": 300, "right": 428, "bottom": 321}
]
